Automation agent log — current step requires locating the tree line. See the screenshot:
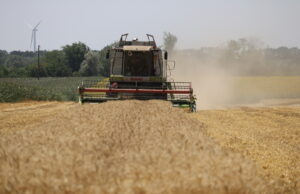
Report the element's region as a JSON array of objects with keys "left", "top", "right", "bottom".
[
  {"left": 0, "top": 33, "right": 299, "bottom": 77},
  {"left": 175, "top": 38, "right": 300, "bottom": 76},
  {"left": 0, "top": 42, "right": 115, "bottom": 77}
]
